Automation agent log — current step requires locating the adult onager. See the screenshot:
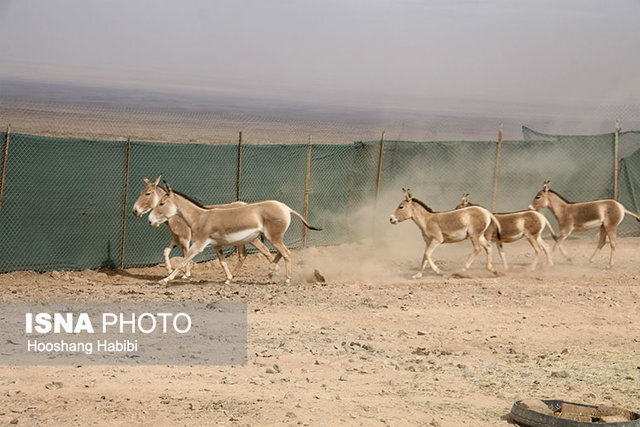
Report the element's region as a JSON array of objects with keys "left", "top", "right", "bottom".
[
  {"left": 389, "top": 189, "right": 501, "bottom": 278},
  {"left": 148, "top": 182, "right": 321, "bottom": 285},
  {"left": 528, "top": 180, "right": 640, "bottom": 268},
  {"left": 132, "top": 177, "right": 272, "bottom": 278},
  {"left": 456, "top": 193, "right": 556, "bottom": 271}
]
